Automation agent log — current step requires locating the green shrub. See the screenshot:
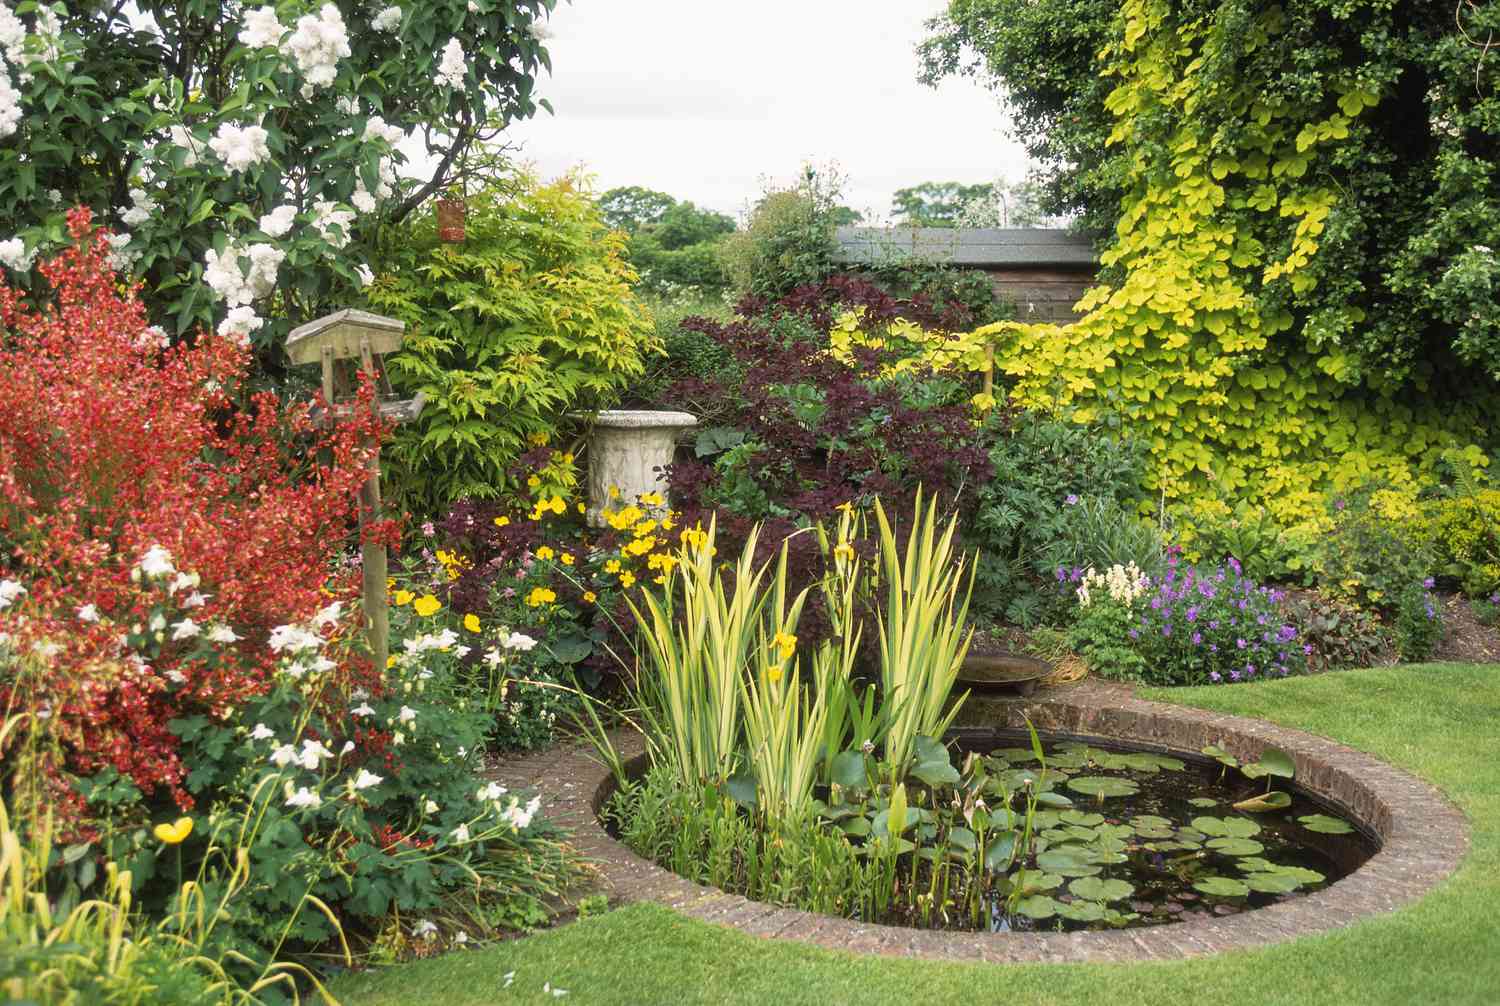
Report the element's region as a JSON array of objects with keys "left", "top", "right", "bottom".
[
  {"left": 369, "top": 167, "right": 661, "bottom": 516},
  {"left": 1423, "top": 482, "right": 1500, "bottom": 599},
  {"left": 969, "top": 413, "right": 1151, "bottom": 625},
  {"left": 717, "top": 166, "right": 846, "bottom": 298}
]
